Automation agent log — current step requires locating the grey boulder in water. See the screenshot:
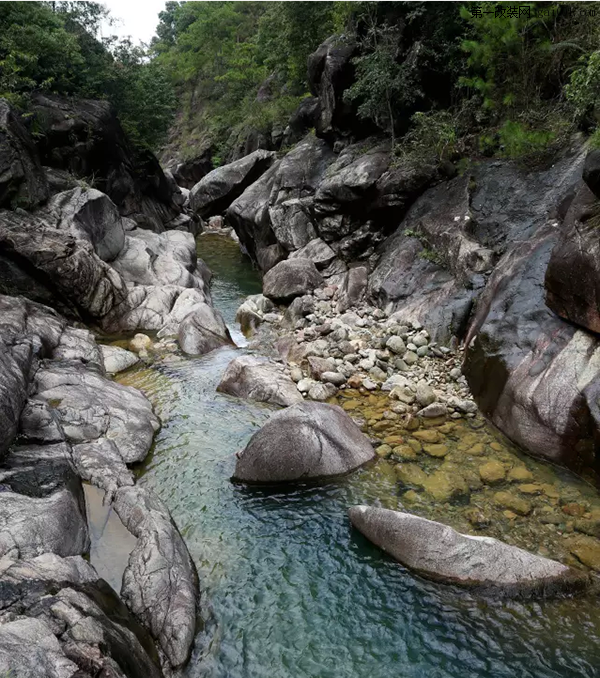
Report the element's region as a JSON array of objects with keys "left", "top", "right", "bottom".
[
  {"left": 217, "top": 354, "right": 303, "bottom": 407},
  {"left": 348, "top": 506, "right": 590, "bottom": 595},
  {"left": 233, "top": 401, "right": 375, "bottom": 483}
]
